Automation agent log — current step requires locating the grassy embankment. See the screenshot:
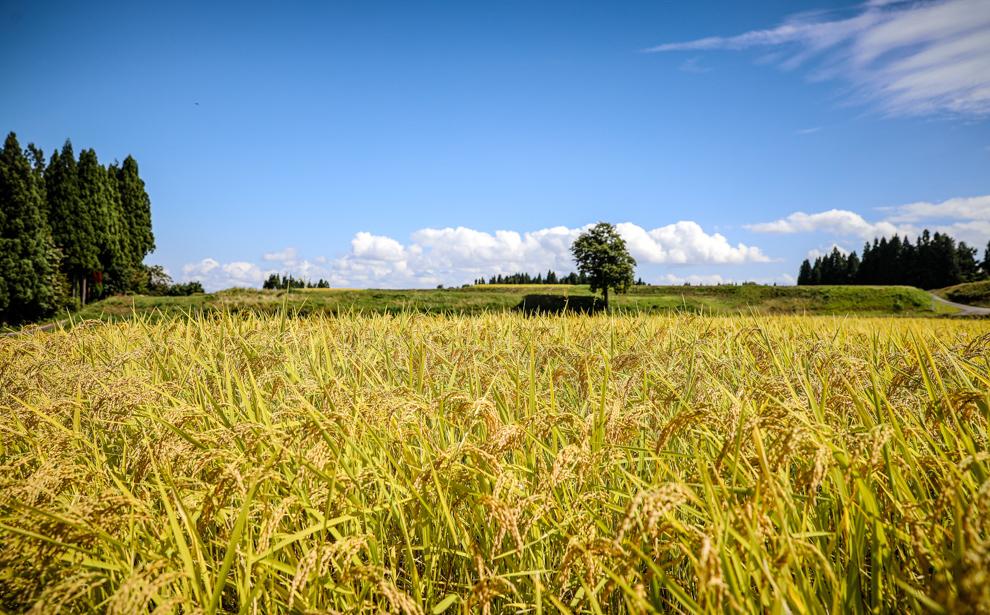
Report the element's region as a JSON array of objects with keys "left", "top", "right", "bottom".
[
  {"left": 1, "top": 312, "right": 988, "bottom": 612},
  {"left": 936, "top": 280, "right": 990, "bottom": 308},
  {"left": 33, "top": 284, "right": 943, "bottom": 327}
]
